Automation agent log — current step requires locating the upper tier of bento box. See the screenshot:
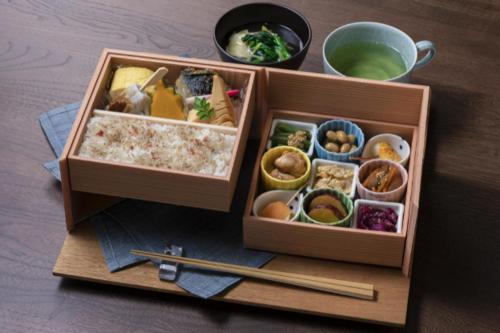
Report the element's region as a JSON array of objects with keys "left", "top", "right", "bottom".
[{"left": 70, "top": 58, "right": 256, "bottom": 179}]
